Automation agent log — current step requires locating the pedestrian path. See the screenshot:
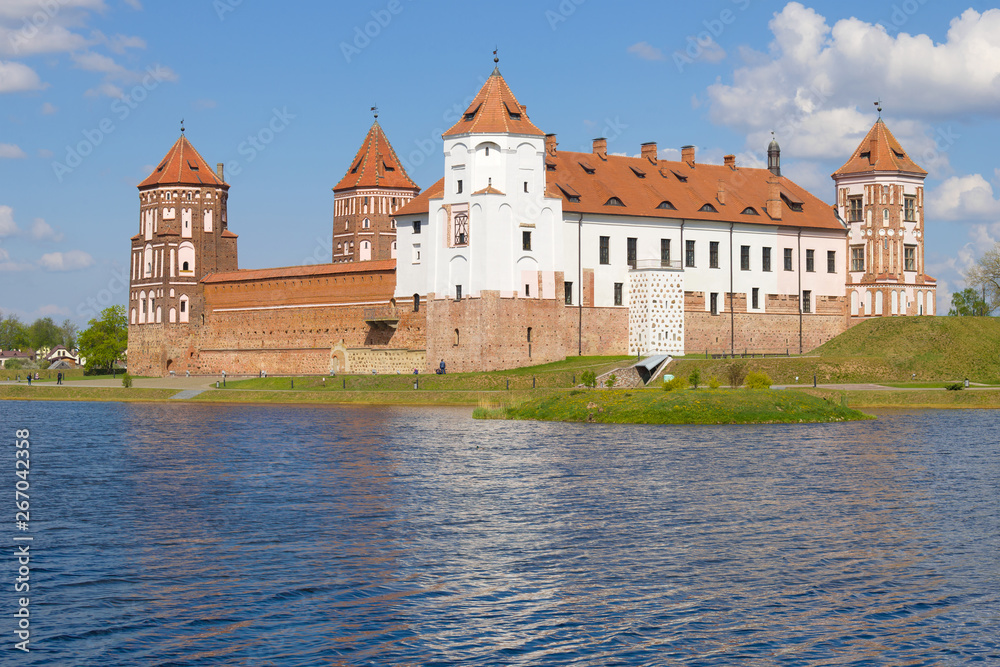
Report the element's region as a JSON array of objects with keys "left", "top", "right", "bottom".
[{"left": 170, "top": 389, "right": 206, "bottom": 400}]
